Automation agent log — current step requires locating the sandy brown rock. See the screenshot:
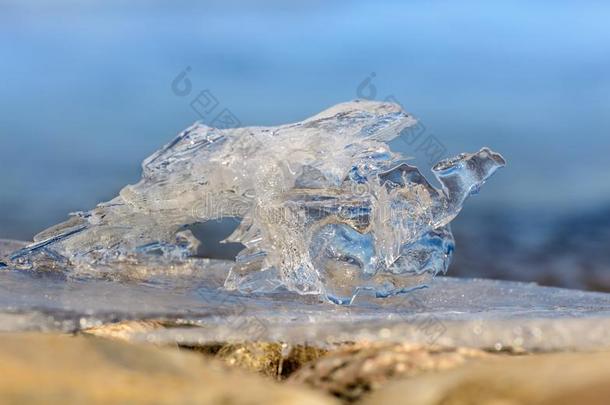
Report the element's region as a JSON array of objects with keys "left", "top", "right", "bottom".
[
  {"left": 84, "top": 323, "right": 329, "bottom": 379},
  {"left": 0, "top": 333, "right": 337, "bottom": 405},
  {"left": 288, "top": 342, "right": 490, "bottom": 402},
  {"left": 362, "top": 351, "right": 610, "bottom": 405},
  {"left": 215, "top": 342, "right": 285, "bottom": 377},
  {"left": 192, "top": 342, "right": 328, "bottom": 378},
  {"left": 83, "top": 320, "right": 167, "bottom": 341}
]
